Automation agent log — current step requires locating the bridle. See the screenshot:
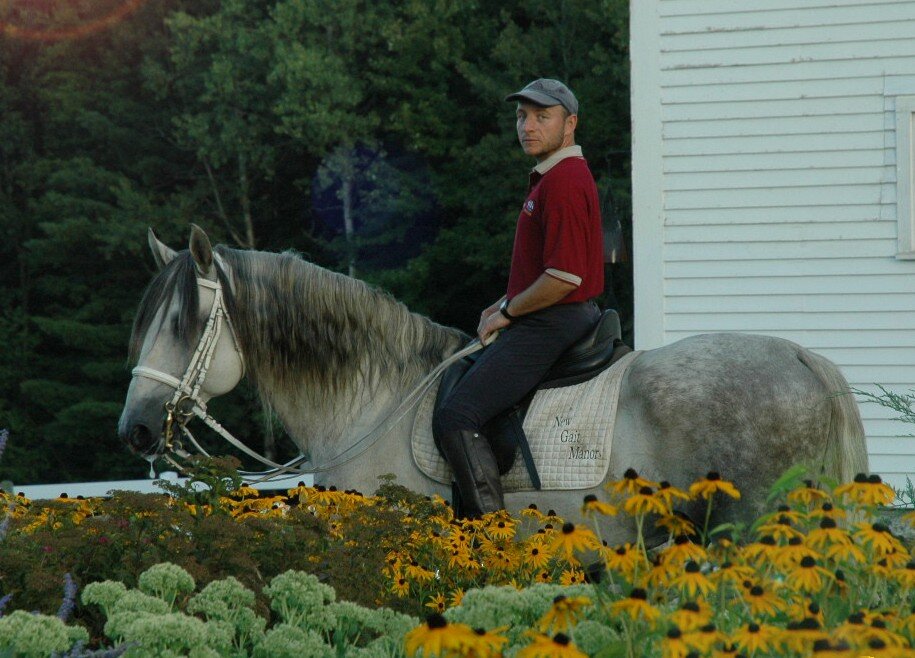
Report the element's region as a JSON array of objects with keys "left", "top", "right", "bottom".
[{"left": 130, "top": 258, "right": 485, "bottom": 483}]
